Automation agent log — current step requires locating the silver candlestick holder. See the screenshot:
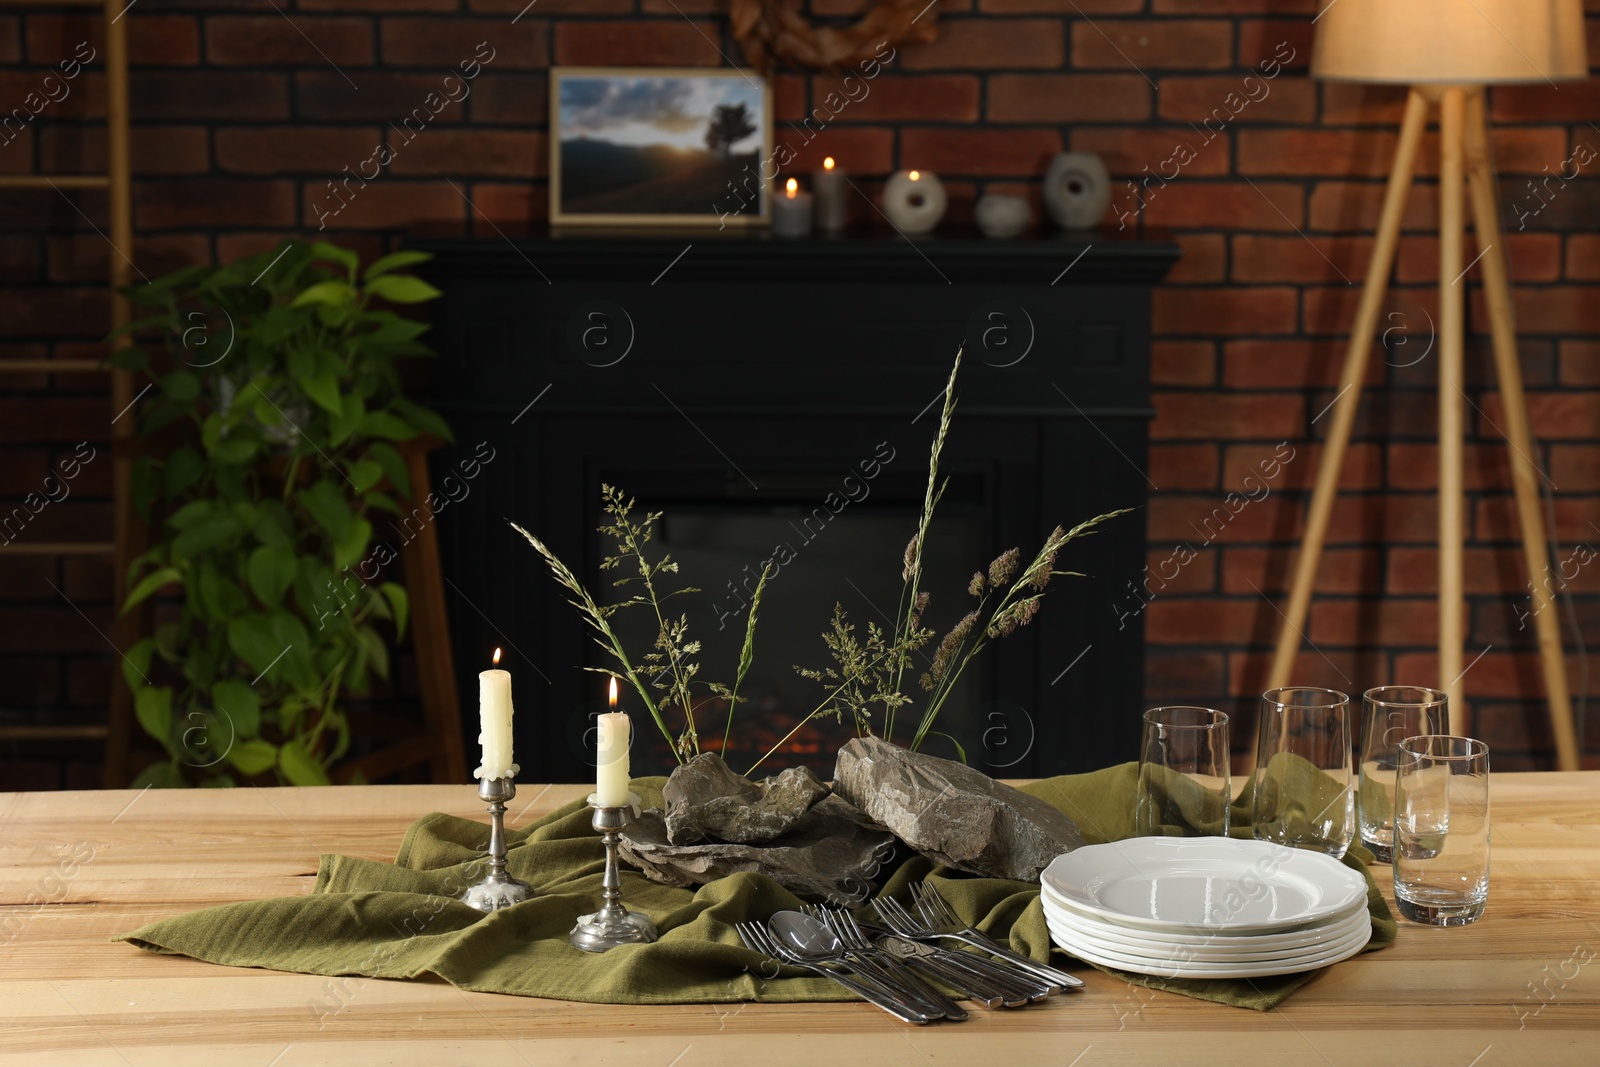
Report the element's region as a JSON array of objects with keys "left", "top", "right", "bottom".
[
  {"left": 461, "top": 776, "right": 533, "bottom": 913},
  {"left": 569, "top": 792, "right": 659, "bottom": 952}
]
